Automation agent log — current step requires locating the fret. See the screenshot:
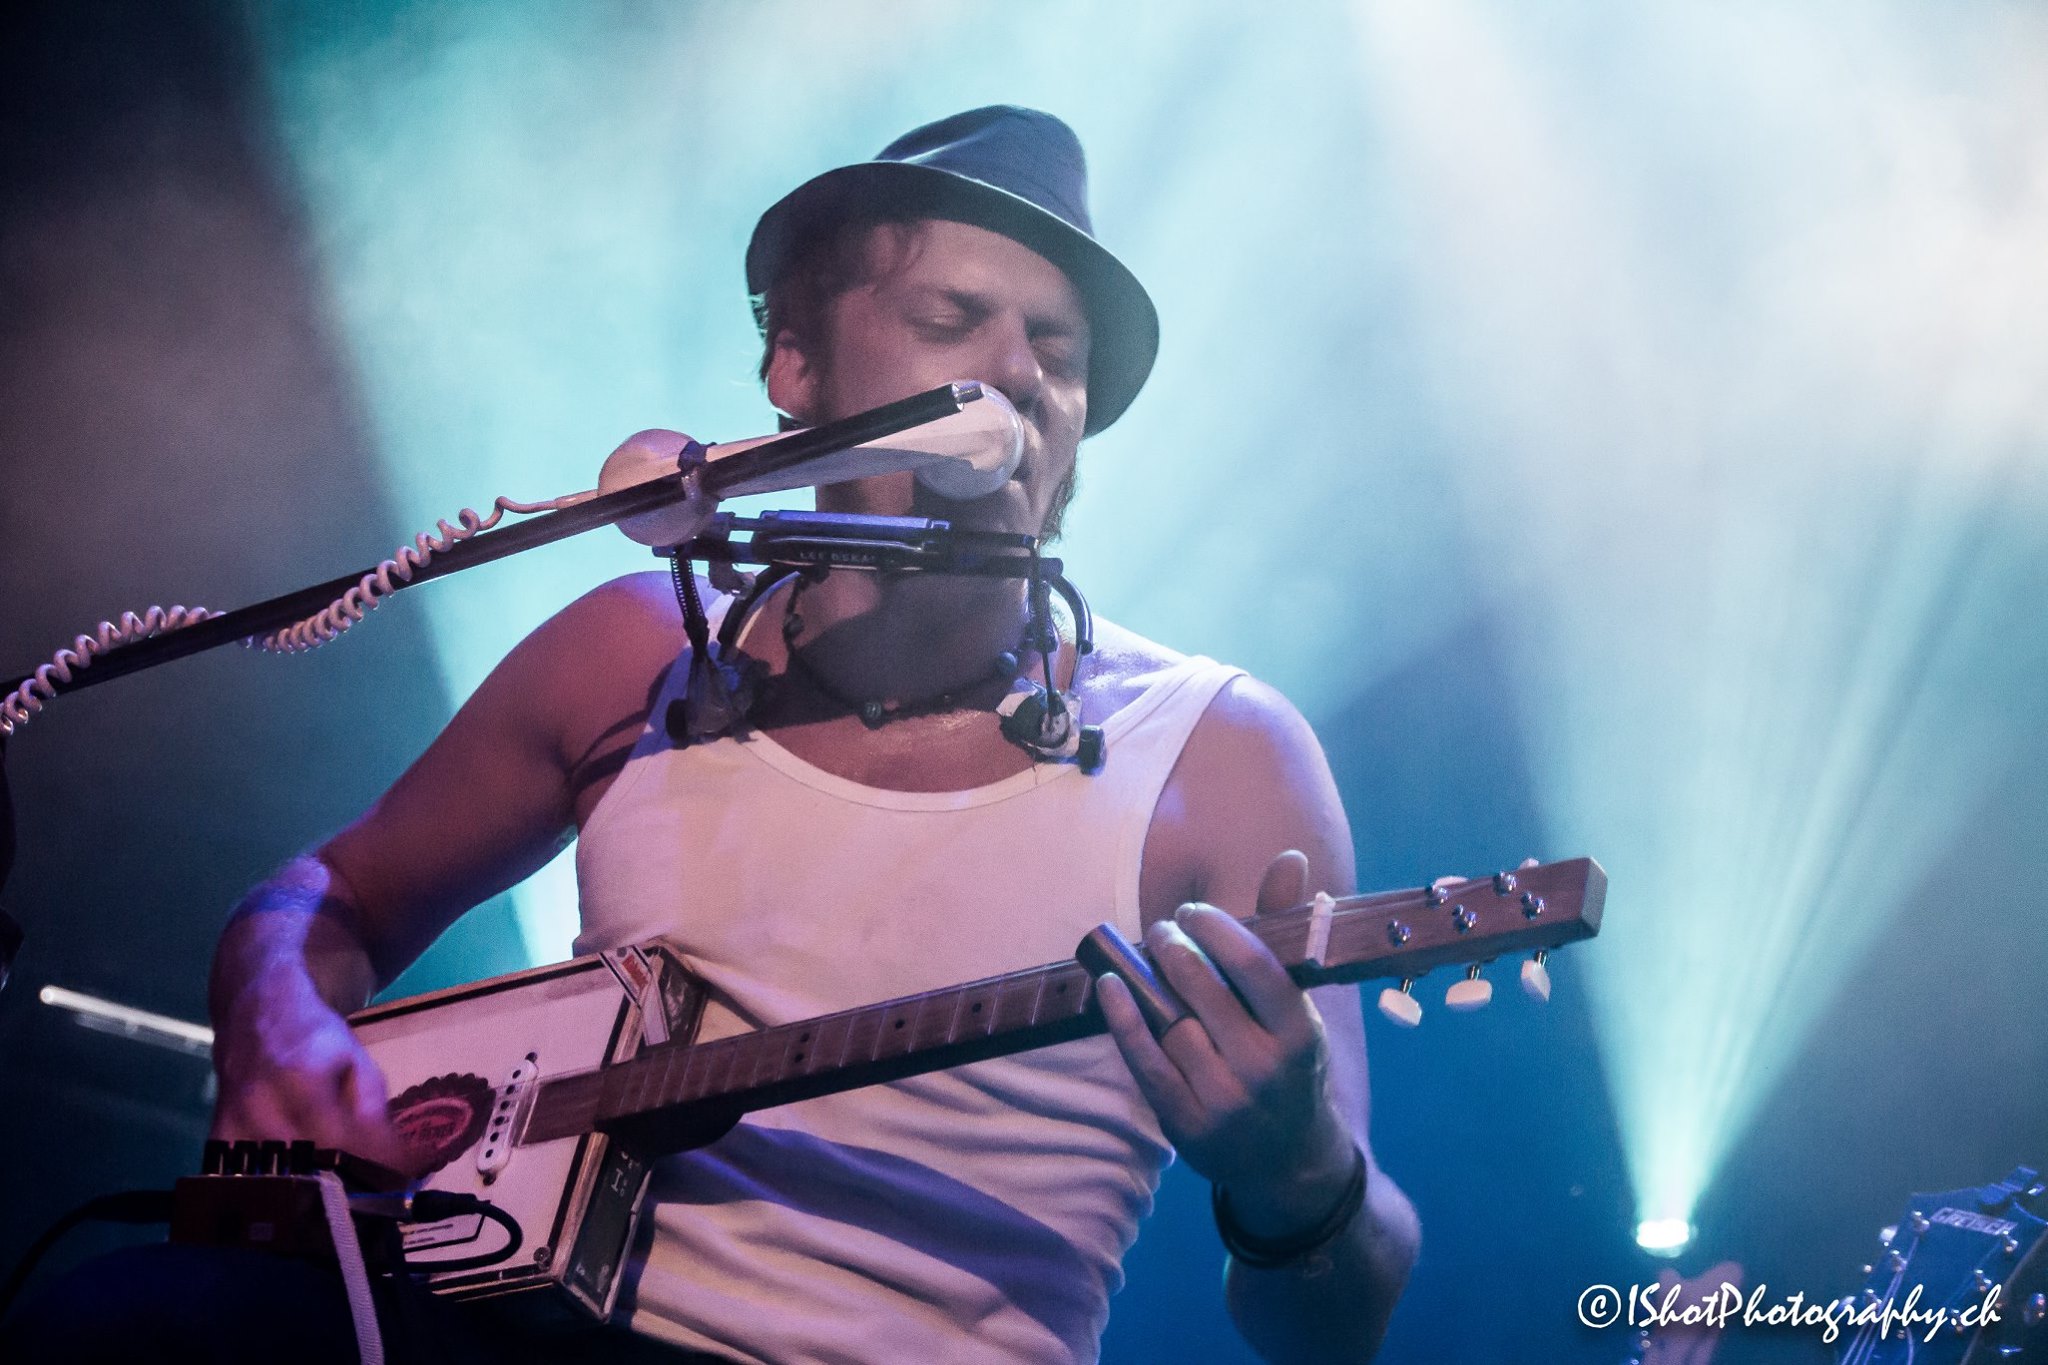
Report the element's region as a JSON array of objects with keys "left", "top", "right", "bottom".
[
  {"left": 815, "top": 1012, "right": 852, "bottom": 1073},
  {"left": 1026, "top": 969, "right": 1049, "bottom": 1027},
  {"left": 646, "top": 1045, "right": 671, "bottom": 1111},
  {"left": 634, "top": 1048, "right": 661, "bottom": 1114},
  {"left": 630, "top": 1047, "right": 657, "bottom": 1115},
  {"left": 910, "top": 988, "right": 955, "bottom": 1051},
  {"left": 846, "top": 1003, "right": 886, "bottom": 1064},
  {"left": 834, "top": 1008, "right": 859, "bottom": 1069},
  {"left": 873, "top": 997, "right": 917, "bottom": 1060},
  {"left": 742, "top": 1030, "right": 776, "bottom": 1090},
  {"left": 789, "top": 1022, "right": 820, "bottom": 1076},
  {"left": 961, "top": 984, "right": 995, "bottom": 1039},
  {"left": 754, "top": 1031, "right": 784, "bottom": 1087},
  {"left": 738, "top": 1032, "right": 772, "bottom": 1090},
  {"left": 993, "top": 971, "right": 1038, "bottom": 1033},
  {"left": 1043, "top": 965, "right": 1089, "bottom": 1020},
  {"left": 909, "top": 986, "right": 946, "bottom": 1055},
  {"left": 726, "top": 1035, "right": 755, "bottom": 1092},
  {"left": 906, "top": 994, "right": 930, "bottom": 1056},
  {"left": 770, "top": 1023, "right": 800, "bottom": 1083},
  {"left": 893, "top": 997, "right": 923, "bottom": 1057},
  {"left": 710, "top": 1035, "right": 741, "bottom": 1098},
  {"left": 942, "top": 983, "right": 967, "bottom": 1045},
  {"left": 677, "top": 1035, "right": 704, "bottom": 1103}
]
